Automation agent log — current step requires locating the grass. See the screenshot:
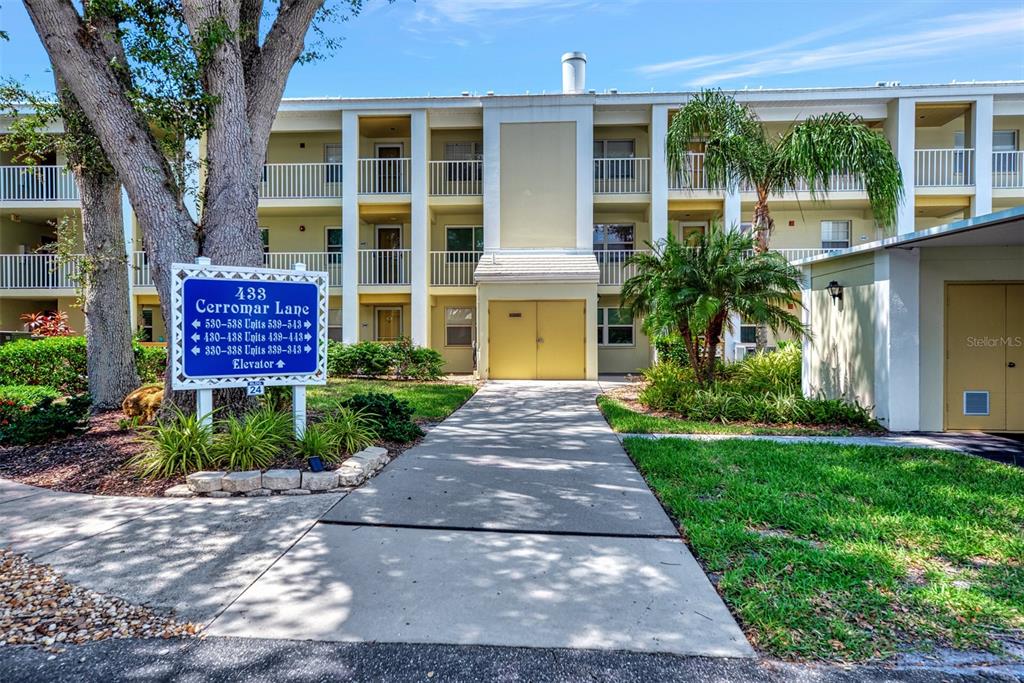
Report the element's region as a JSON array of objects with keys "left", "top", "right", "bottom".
[
  {"left": 597, "top": 395, "right": 867, "bottom": 436},
  {"left": 623, "top": 437, "right": 1024, "bottom": 662},
  {"left": 308, "top": 379, "right": 476, "bottom": 421}
]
